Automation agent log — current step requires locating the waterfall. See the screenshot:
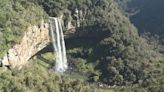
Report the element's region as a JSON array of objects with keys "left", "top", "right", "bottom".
[{"left": 49, "top": 17, "right": 68, "bottom": 73}]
